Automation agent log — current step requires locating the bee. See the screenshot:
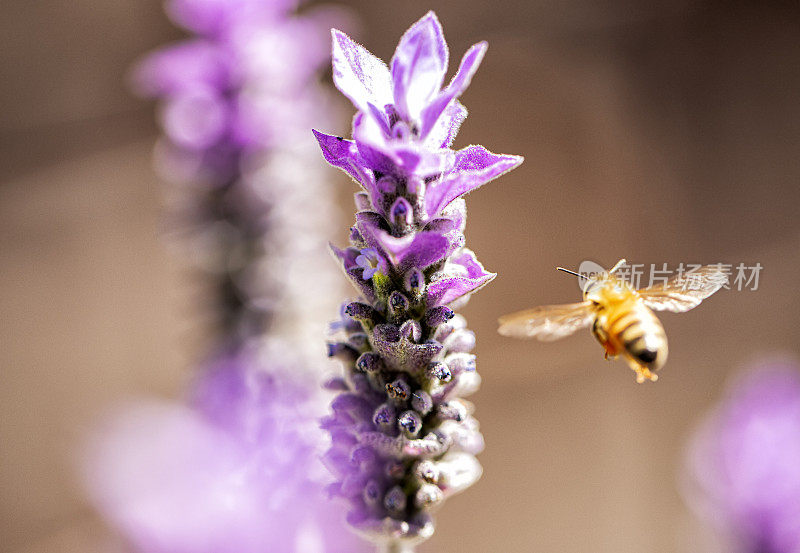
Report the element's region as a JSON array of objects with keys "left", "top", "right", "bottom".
[{"left": 498, "top": 260, "right": 727, "bottom": 383}]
